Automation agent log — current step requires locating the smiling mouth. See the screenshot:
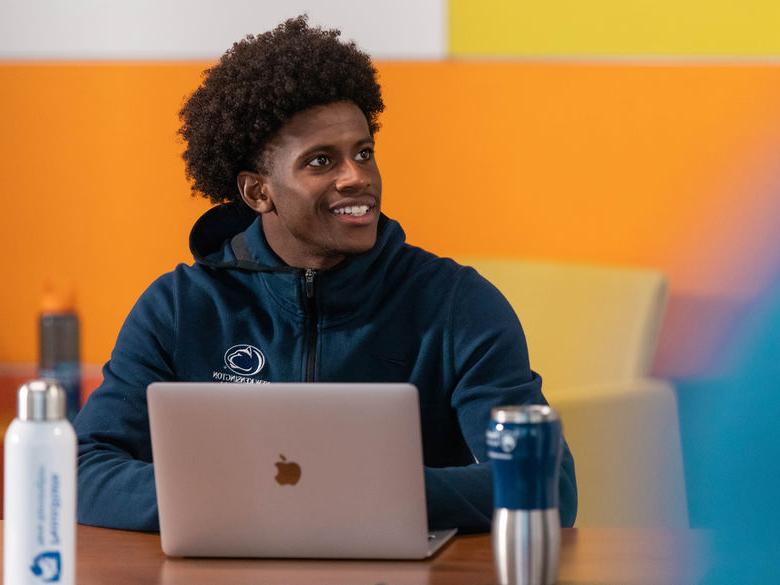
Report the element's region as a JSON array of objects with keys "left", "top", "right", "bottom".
[
  {"left": 328, "top": 198, "right": 382, "bottom": 224},
  {"left": 331, "top": 204, "right": 373, "bottom": 217}
]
